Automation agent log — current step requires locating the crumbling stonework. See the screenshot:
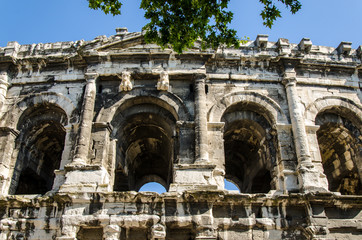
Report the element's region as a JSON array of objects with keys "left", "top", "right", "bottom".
[{"left": 0, "top": 29, "right": 361, "bottom": 239}]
